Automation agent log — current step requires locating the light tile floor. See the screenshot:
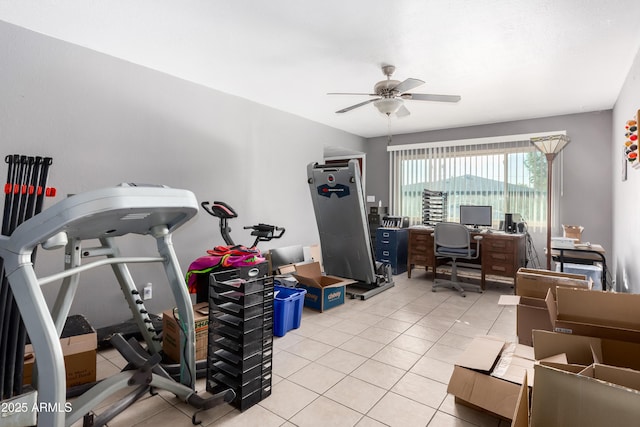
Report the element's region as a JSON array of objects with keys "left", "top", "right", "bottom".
[{"left": 89, "top": 271, "right": 516, "bottom": 426}]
